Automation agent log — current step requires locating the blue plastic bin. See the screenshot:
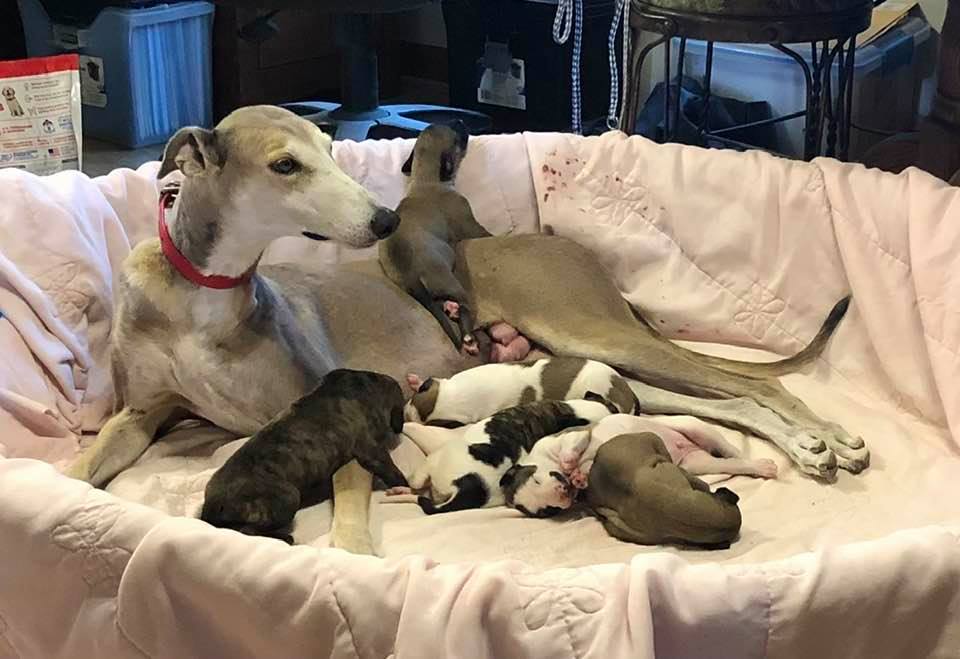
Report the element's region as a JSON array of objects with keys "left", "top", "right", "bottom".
[{"left": 17, "top": 0, "right": 214, "bottom": 148}]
